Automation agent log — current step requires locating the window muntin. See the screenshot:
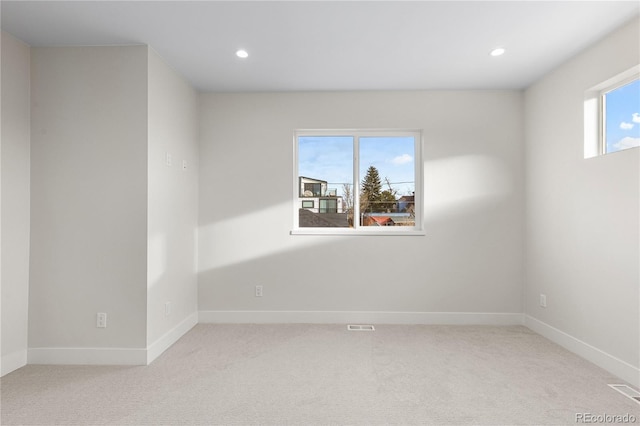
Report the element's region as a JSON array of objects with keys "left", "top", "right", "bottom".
[
  {"left": 294, "top": 130, "right": 422, "bottom": 234},
  {"left": 602, "top": 78, "right": 640, "bottom": 154}
]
